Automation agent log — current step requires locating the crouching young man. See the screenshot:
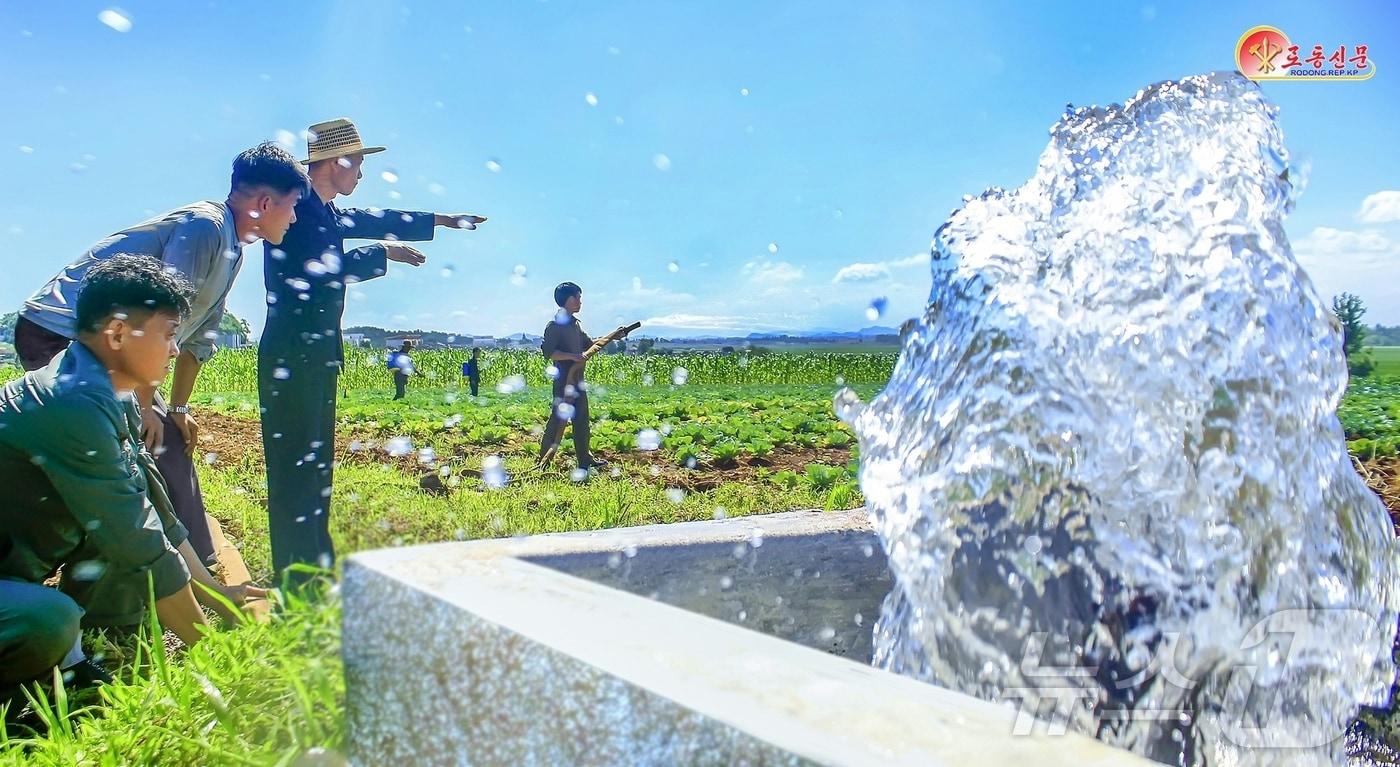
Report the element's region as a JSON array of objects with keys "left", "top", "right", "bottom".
[{"left": 0, "top": 256, "right": 251, "bottom": 702}]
